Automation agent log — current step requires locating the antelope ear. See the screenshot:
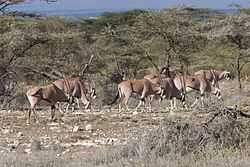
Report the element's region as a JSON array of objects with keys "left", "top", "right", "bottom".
[
  {"left": 223, "top": 71, "right": 231, "bottom": 78},
  {"left": 91, "top": 88, "right": 97, "bottom": 99},
  {"left": 219, "top": 71, "right": 226, "bottom": 79}
]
